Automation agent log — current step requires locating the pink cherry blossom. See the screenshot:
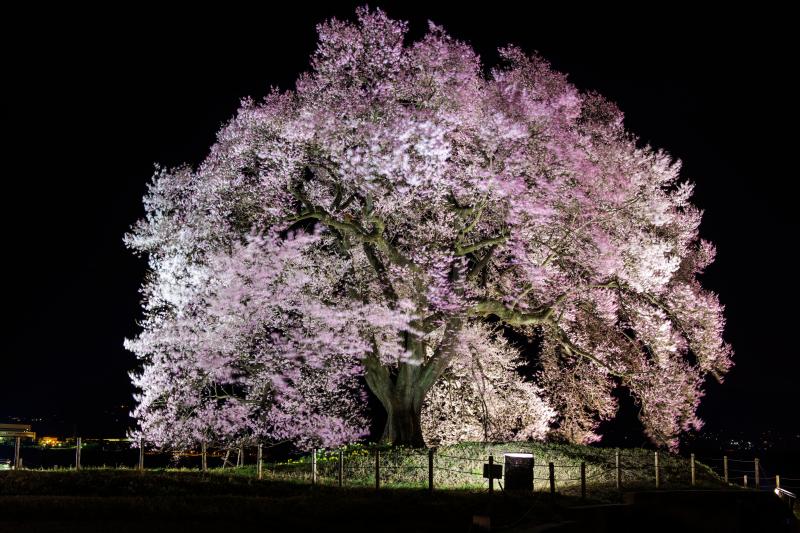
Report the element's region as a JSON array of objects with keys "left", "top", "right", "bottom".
[{"left": 126, "top": 7, "right": 731, "bottom": 450}]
